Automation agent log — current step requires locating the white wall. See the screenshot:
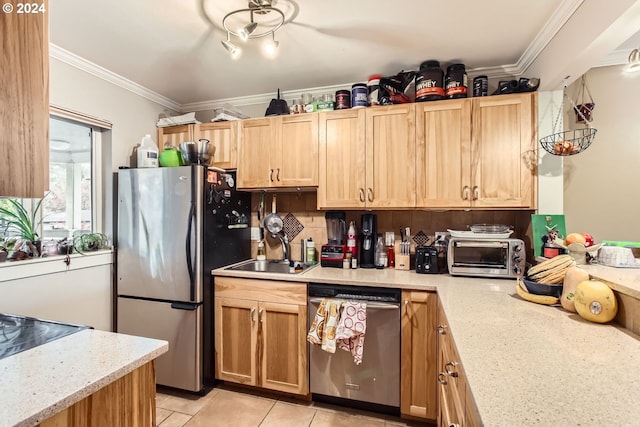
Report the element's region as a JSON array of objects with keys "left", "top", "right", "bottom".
[
  {"left": 537, "top": 90, "right": 564, "bottom": 213},
  {"left": 564, "top": 66, "right": 640, "bottom": 241}
]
